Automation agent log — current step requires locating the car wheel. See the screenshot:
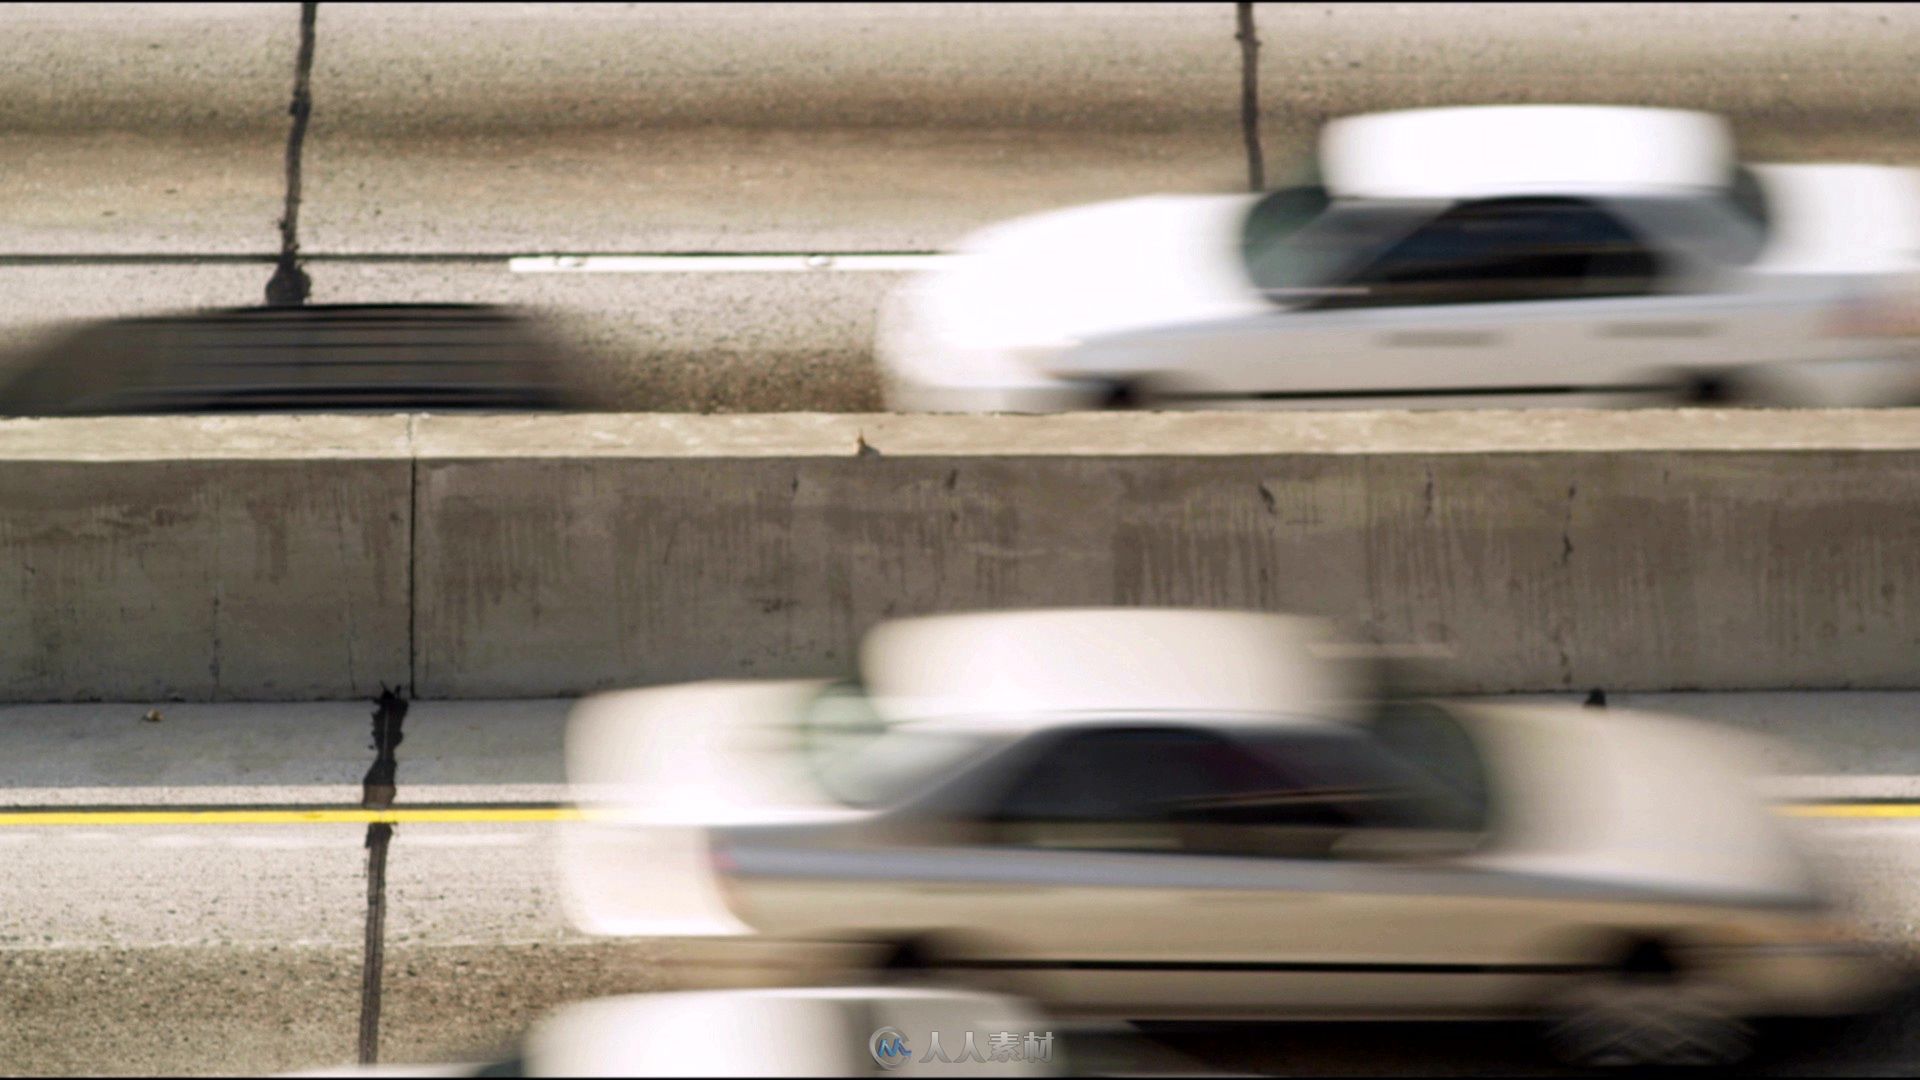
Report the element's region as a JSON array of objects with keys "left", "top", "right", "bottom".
[
  {"left": 875, "top": 938, "right": 950, "bottom": 989},
  {"left": 1544, "top": 972, "right": 1753, "bottom": 1069},
  {"left": 1100, "top": 380, "right": 1145, "bottom": 410},
  {"left": 1685, "top": 374, "right": 1741, "bottom": 406}
]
